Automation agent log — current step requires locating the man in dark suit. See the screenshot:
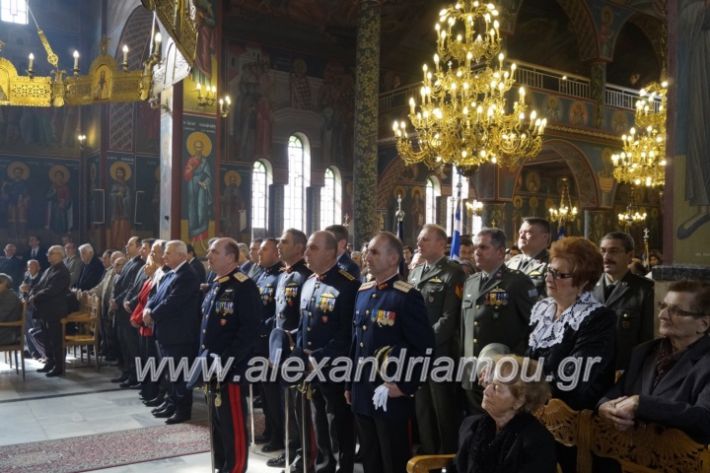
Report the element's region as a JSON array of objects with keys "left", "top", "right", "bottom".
[
  {"left": 0, "top": 243, "right": 24, "bottom": 291},
  {"left": 506, "top": 217, "right": 550, "bottom": 297},
  {"left": 326, "top": 225, "right": 361, "bottom": 280},
  {"left": 28, "top": 245, "right": 71, "bottom": 376},
  {"left": 24, "top": 235, "right": 48, "bottom": 270},
  {"left": 347, "top": 232, "right": 435, "bottom": 473},
  {"left": 75, "top": 243, "right": 105, "bottom": 291},
  {"left": 187, "top": 243, "right": 207, "bottom": 284},
  {"left": 598, "top": 280, "right": 710, "bottom": 443},
  {"left": 593, "top": 231, "right": 655, "bottom": 369},
  {"left": 0, "top": 273, "right": 22, "bottom": 345},
  {"left": 143, "top": 240, "right": 201, "bottom": 424},
  {"left": 461, "top": 228, "right": 537, "bottom": 413},
  {"left": 408, "top": 224, "right": 465, "bottom": 454}
]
